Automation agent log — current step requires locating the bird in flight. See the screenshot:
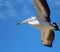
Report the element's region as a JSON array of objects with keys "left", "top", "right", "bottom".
[{"left": 17, "top": 0, "right": 59, "bottom": 47}]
